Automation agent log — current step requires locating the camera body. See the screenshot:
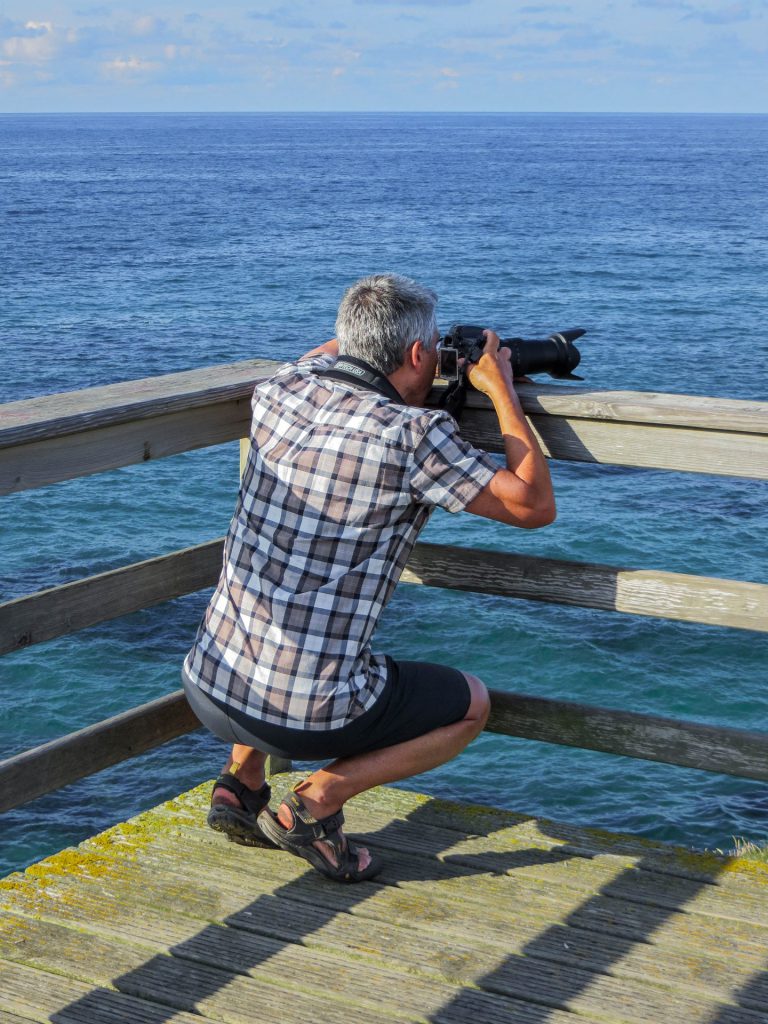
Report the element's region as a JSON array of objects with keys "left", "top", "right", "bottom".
[{"left": 438, "top": 324, "right": 585, "bottom": 382}]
